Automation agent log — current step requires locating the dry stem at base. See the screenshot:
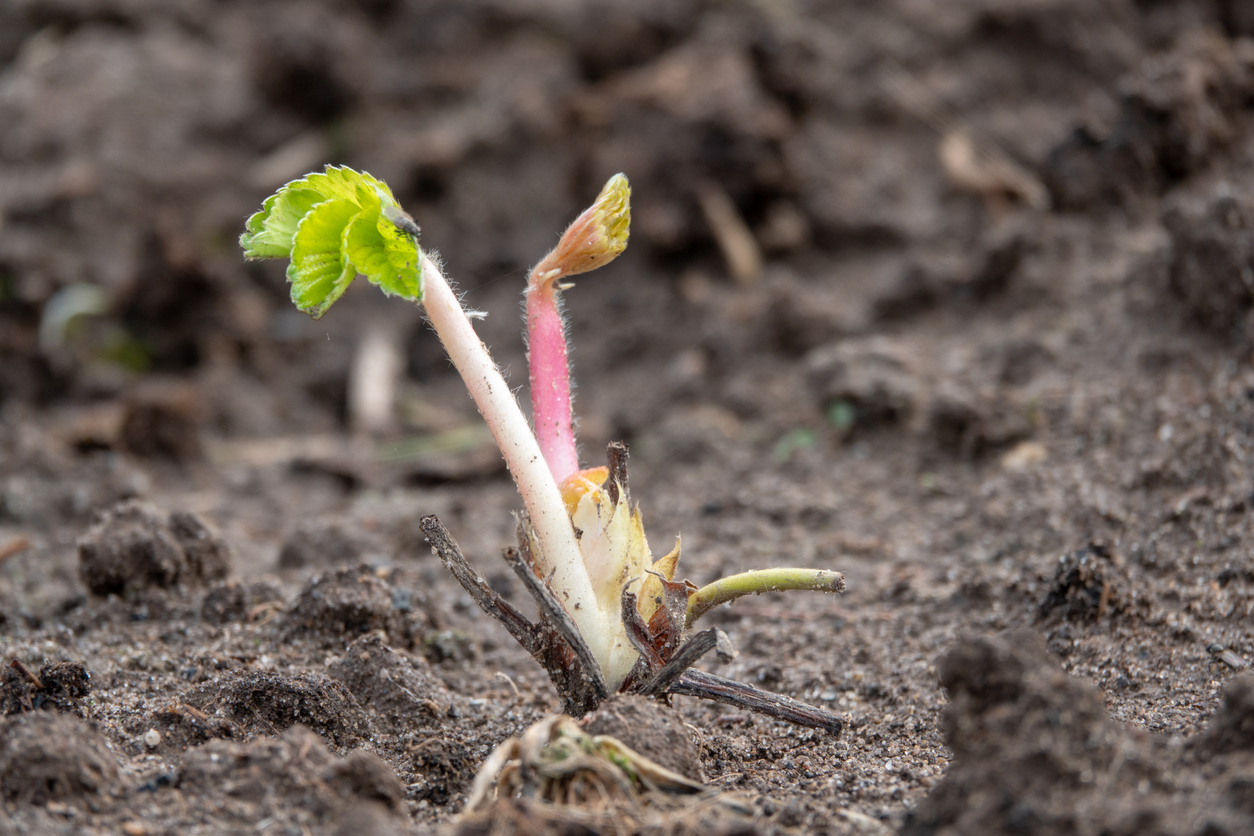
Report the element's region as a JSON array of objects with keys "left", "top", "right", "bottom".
[
  {"left": 420, "top": 515, "right": 606, "bottom": 714},
  {"left": 421, "top": 515, "right": 846, "bottom": 733}
]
